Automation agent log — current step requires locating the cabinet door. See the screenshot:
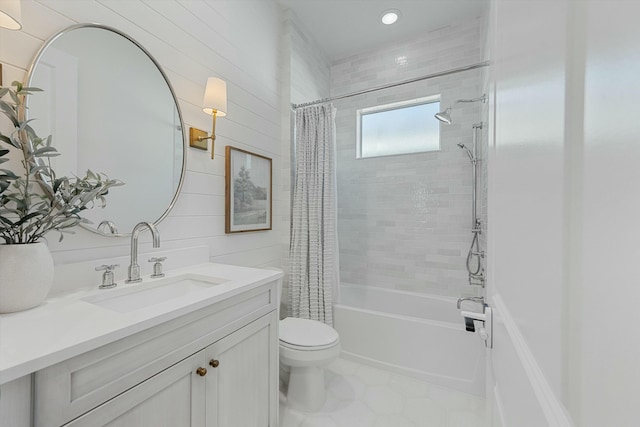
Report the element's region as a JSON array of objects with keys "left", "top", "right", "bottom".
[
  {"left": 66, "top": 352, "right": 207, "bottom": 427},
  {"left": 205, "top": 311, "right": 278, "bottom": 427}
]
